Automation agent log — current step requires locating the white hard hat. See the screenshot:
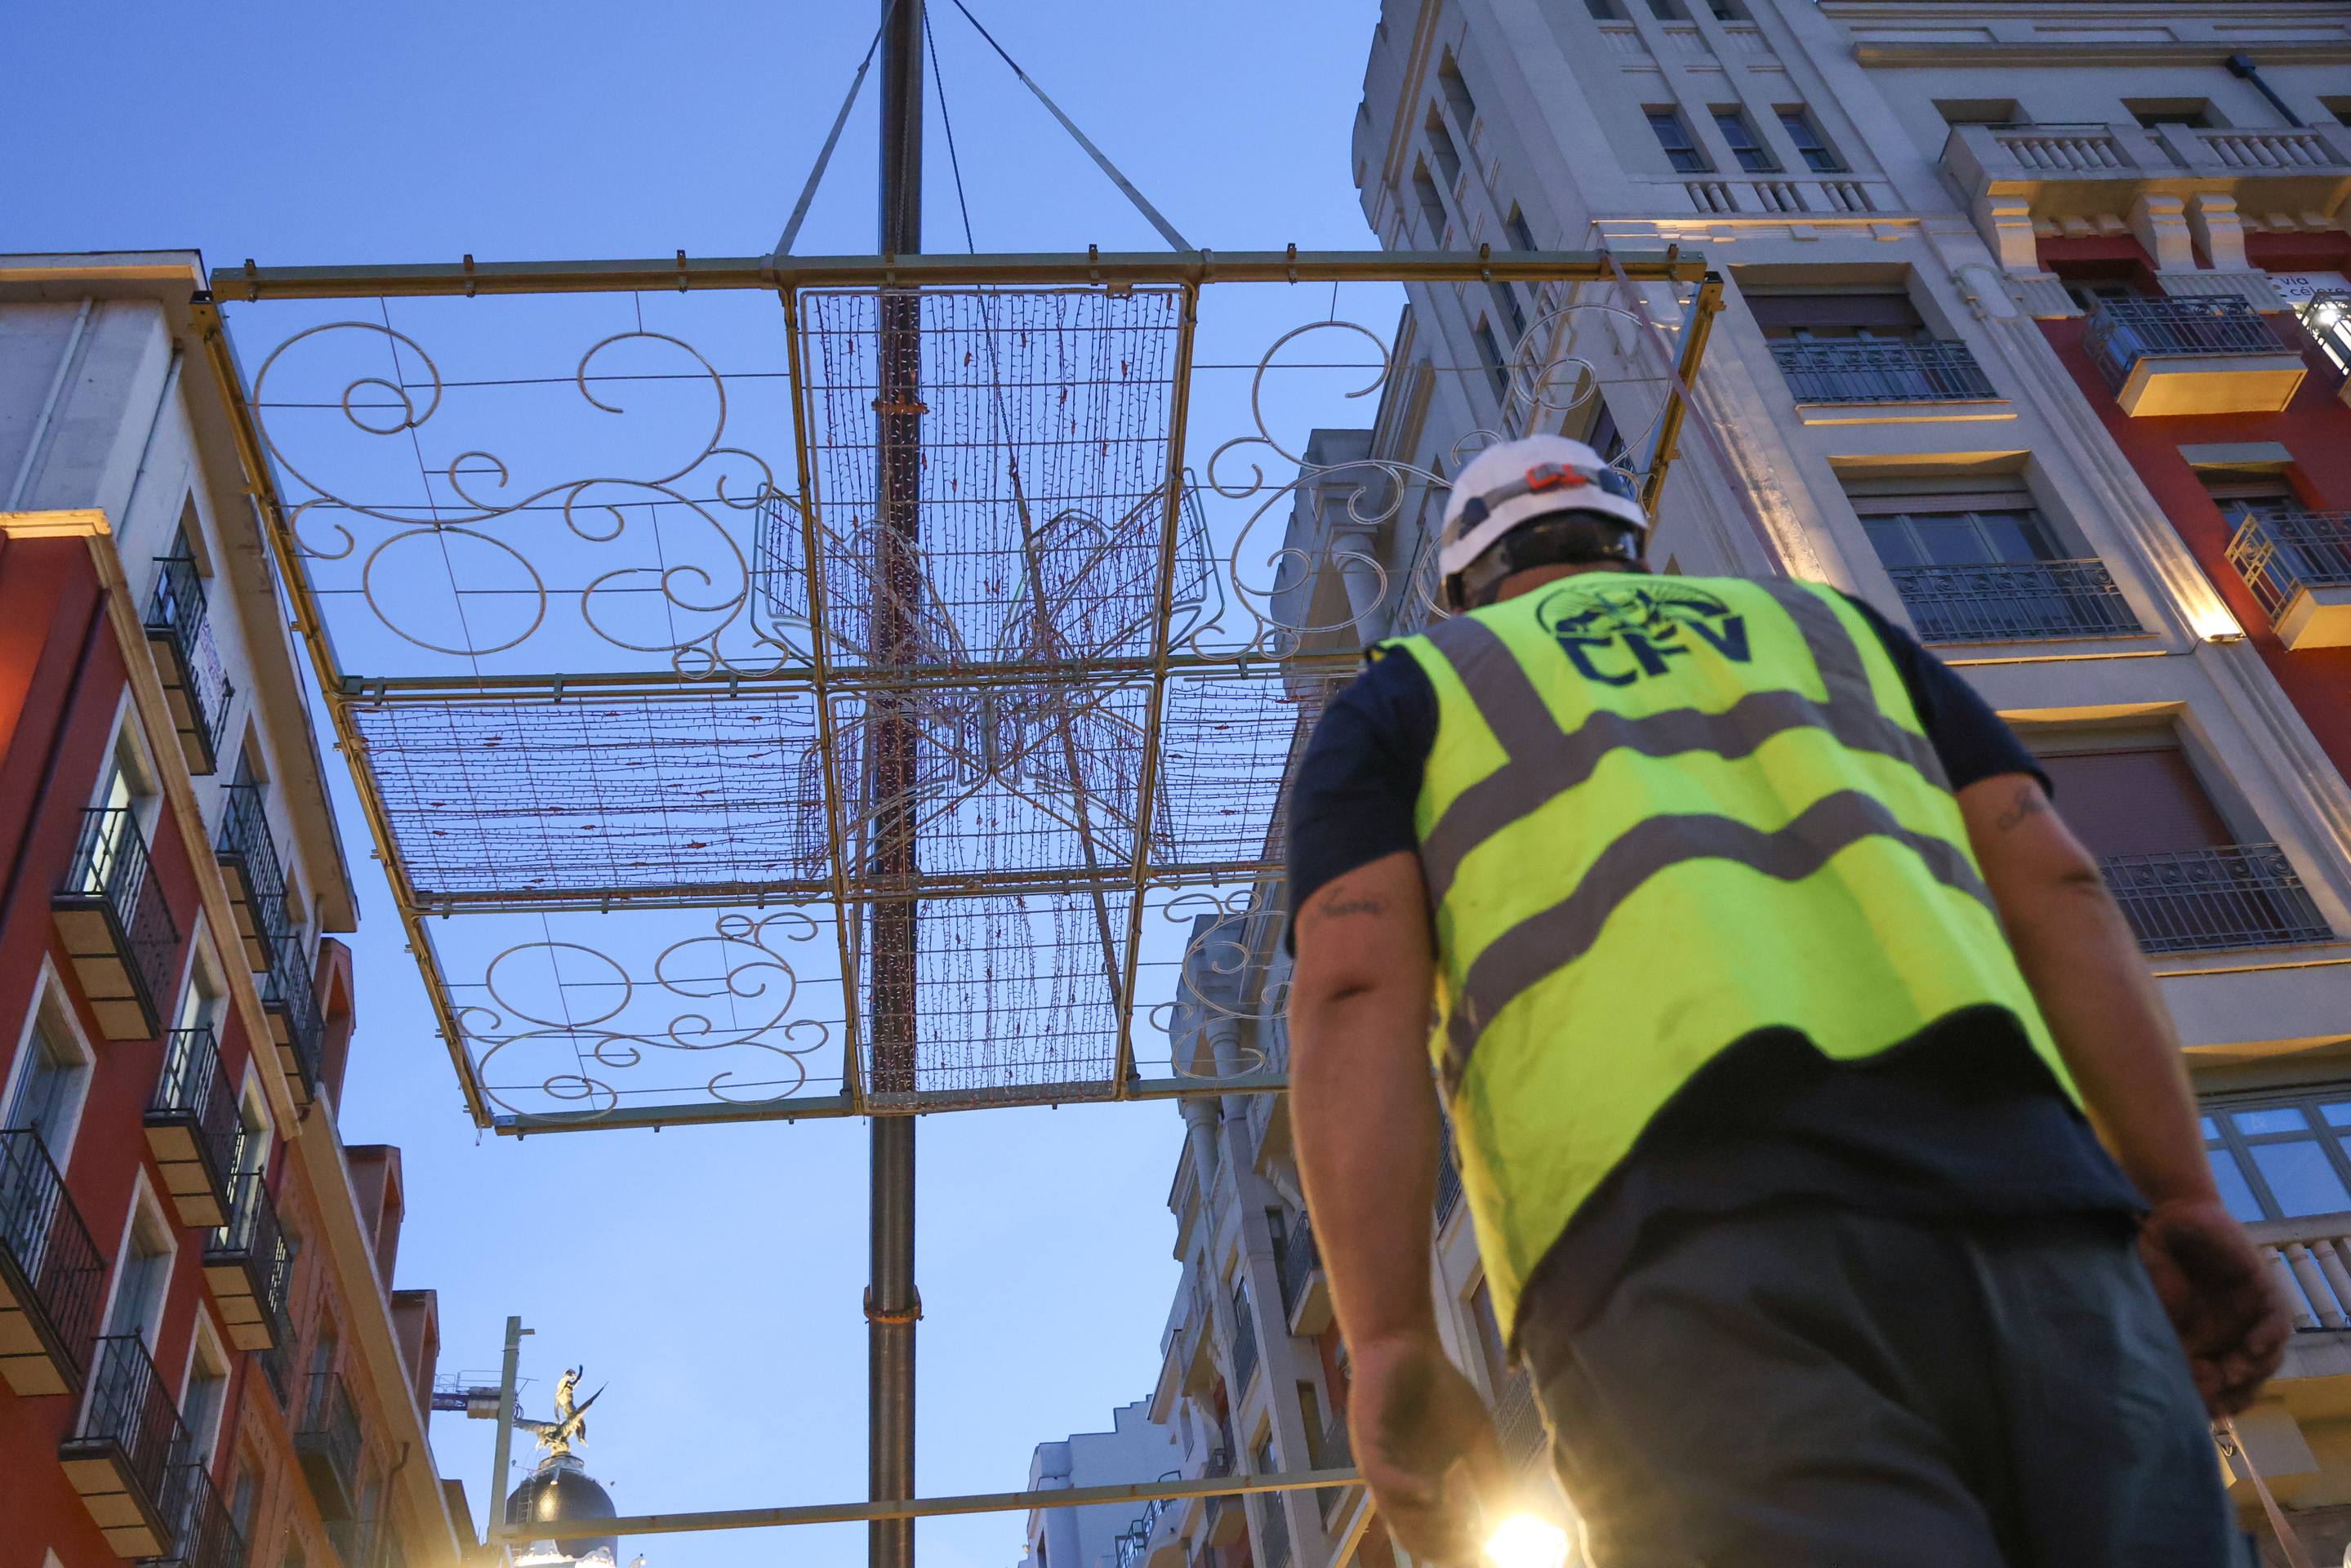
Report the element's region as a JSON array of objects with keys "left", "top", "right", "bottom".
[{"left": 1437, "top": 434, "right": 1650, "bottom": 591}]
